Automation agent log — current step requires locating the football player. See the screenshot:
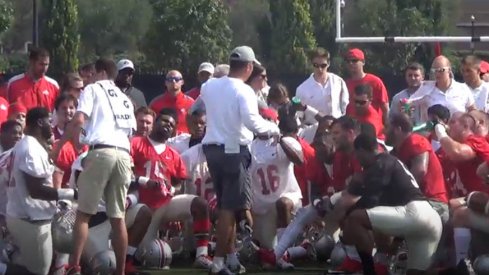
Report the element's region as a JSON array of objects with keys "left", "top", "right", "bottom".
[
  {"left": 167, "top": 108, "right": 206, "bottom": 154},
  {"left": 131, "top": 108, "right": 212, "bottom": 269}
]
